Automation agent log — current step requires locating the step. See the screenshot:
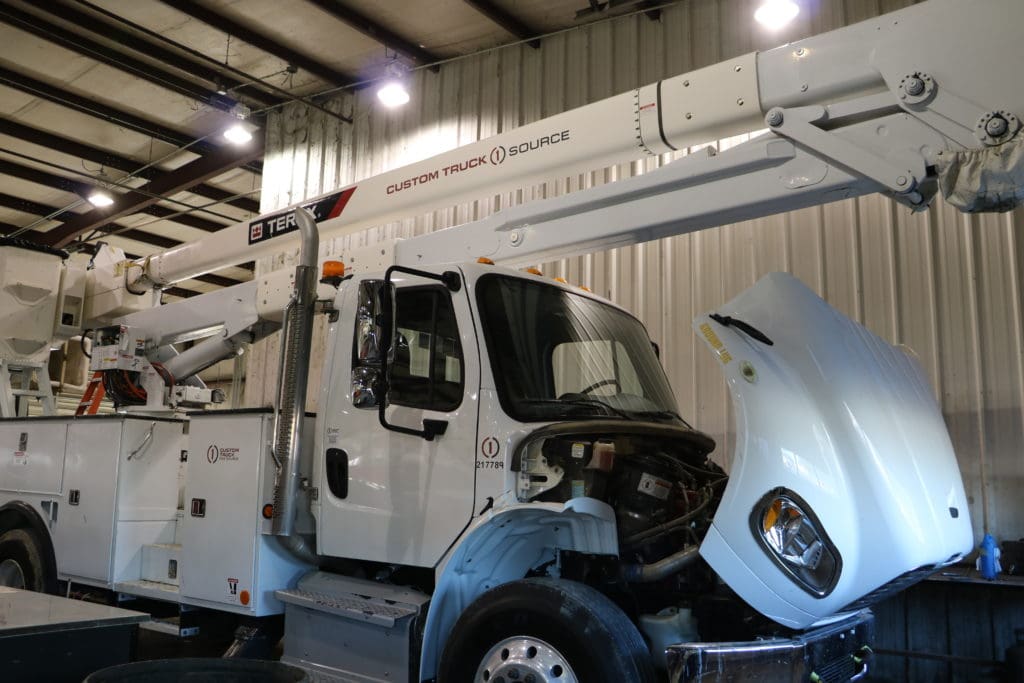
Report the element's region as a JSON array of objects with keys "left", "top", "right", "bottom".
[
  {"left": 141, "top": 542, "right": 181, "bottom": 586},
  {"left": 115, "top": 578, "right": 182, "bottom": 603},
  {"left": 139, "top": 615, "right": 199, "bottom": 638}
]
